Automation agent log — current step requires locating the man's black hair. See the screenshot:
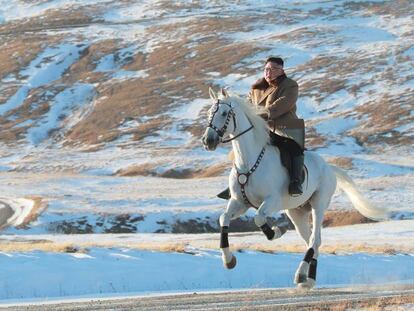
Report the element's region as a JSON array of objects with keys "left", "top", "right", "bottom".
[{"left": 266, "top": 57, "right": 284, "bottom": 67}]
